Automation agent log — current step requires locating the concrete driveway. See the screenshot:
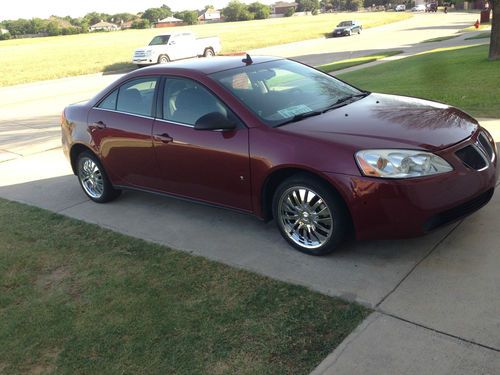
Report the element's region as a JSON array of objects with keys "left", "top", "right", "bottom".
[{"left": 1, "top": 12, "right": 499, "bottom": 374}]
